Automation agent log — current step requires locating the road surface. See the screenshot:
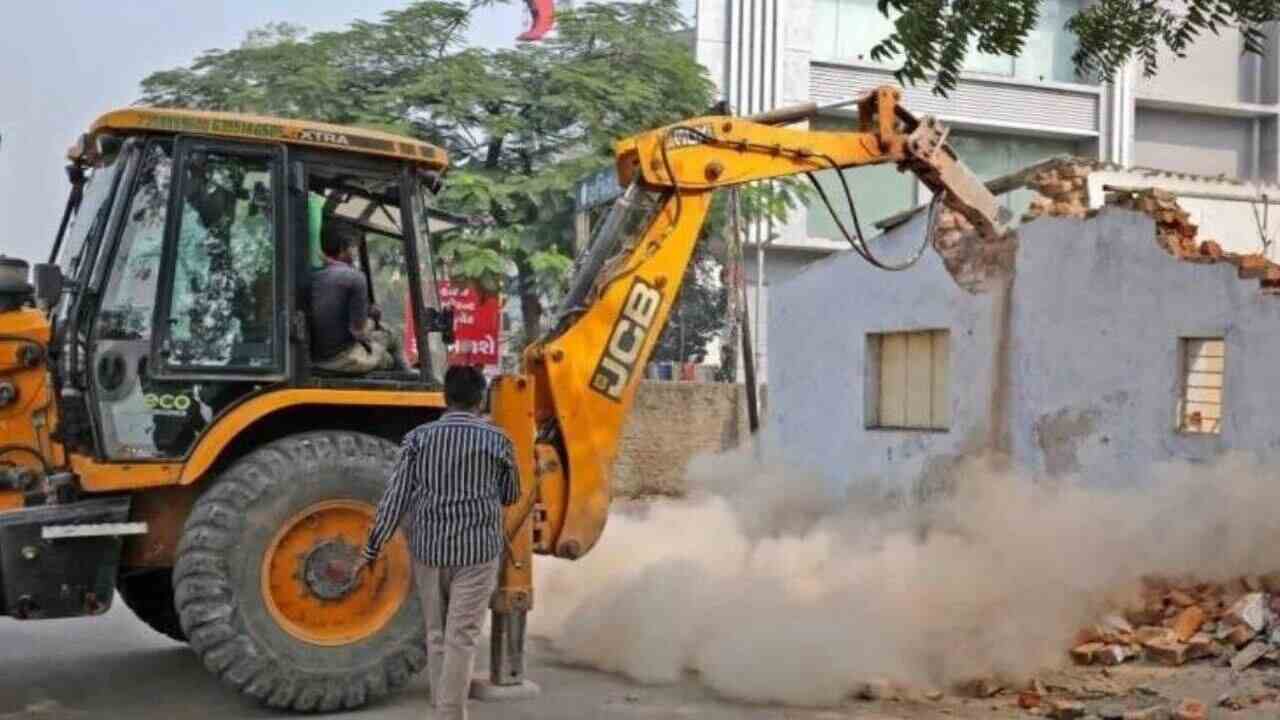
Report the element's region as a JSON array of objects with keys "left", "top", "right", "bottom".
[
  {"left": 0, "top": 600, "right": 856, "bottom": 720},
  {"left": 3, "top": 599, "right": 1278, "bottom": 719}
]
